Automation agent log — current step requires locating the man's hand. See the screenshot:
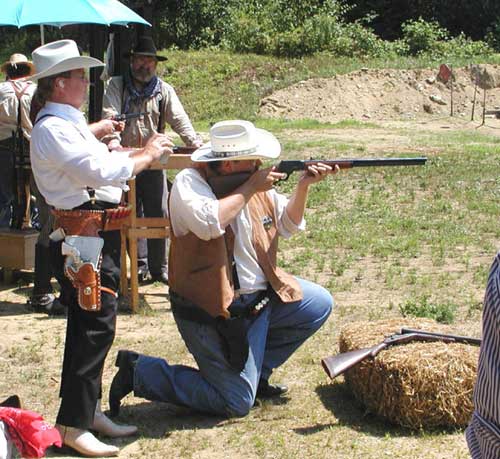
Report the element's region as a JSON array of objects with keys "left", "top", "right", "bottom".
[
  {"left": 90, "top": 119, "right": 125, "bottom": 140},
  {"left": 131, "top": 133, "right": 174, "bottom": 176},
  {"left": 298, "top": 163, "right": 339, "bottom": 187},
  {"left": 246, "top": 167, "right": 287, "bottom": 193},
  {"left": 143, "top": 133, "right": 174, "bottom": 162}
]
